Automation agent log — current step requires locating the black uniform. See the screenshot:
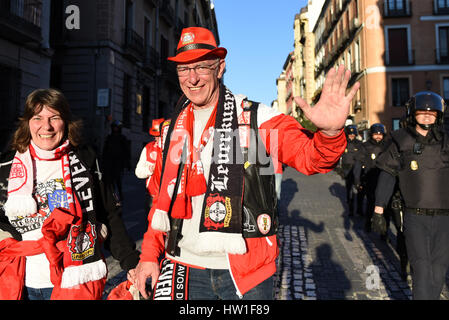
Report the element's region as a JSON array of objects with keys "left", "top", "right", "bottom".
[
  {"left": 354, "top": 132, "right": 387, "bottom": 230},
  {"left": 341, "top": 135, "right": 363, "bottom": 215},
  {"left": 374, "top": 91, "right": 449, "bottom": 300},
  {"left": 102, "top": 121, "right": 131, "bottom": 201}
]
